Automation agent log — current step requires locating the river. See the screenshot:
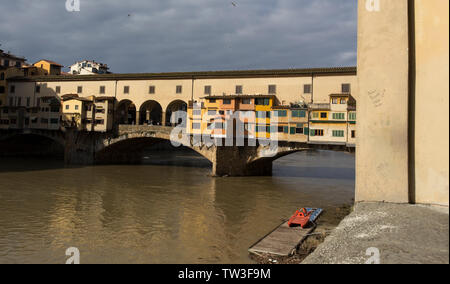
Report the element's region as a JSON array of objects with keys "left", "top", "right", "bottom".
[{"left": 0, "top": 149, "right": 355, "bottom": 264}]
